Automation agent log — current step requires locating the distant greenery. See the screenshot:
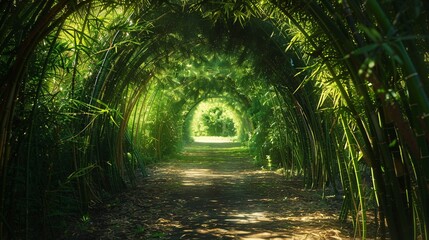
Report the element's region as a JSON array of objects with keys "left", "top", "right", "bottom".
[
  {"left": 190, "top": 100, "right": 240, "bottom": 138},
  {"left": 199, "top": 106, "right": 236, "bottom": 137}
]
